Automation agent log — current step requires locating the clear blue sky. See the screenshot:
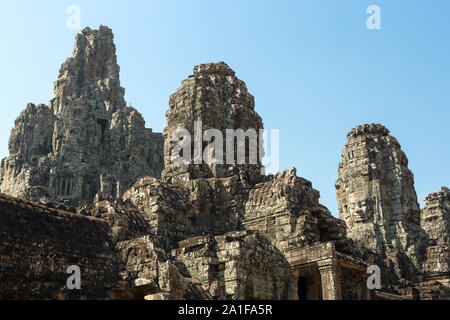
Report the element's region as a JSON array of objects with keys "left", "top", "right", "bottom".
[{"left": 1, "top": 0, "right": 449, "bottom": 216}]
